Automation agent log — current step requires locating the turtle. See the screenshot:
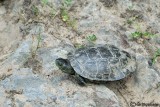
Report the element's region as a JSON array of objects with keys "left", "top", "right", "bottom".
[{"left": 55, "top": 44, "right": 136, "bottom": 86}]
